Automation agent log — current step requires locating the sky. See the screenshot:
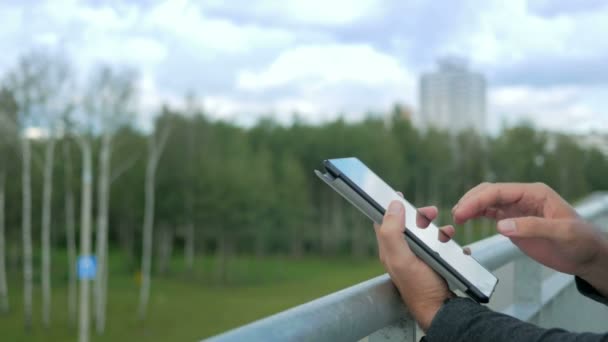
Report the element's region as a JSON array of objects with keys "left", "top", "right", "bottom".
[{"left": 0, "top": 0, "right": 607, "bottom": 133}]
